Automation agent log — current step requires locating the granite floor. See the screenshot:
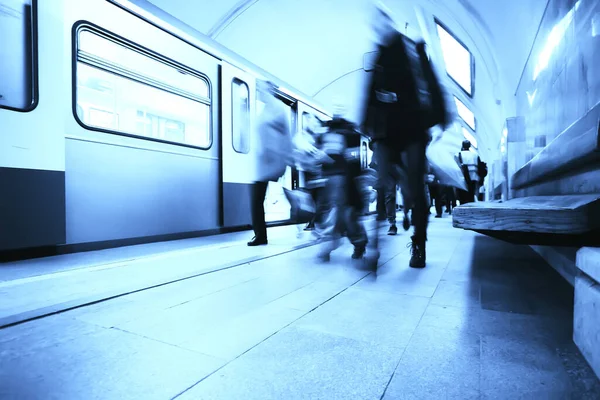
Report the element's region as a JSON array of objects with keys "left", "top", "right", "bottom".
[{"left": 1, "top": 217, "right": 599, "bottom": 399}]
